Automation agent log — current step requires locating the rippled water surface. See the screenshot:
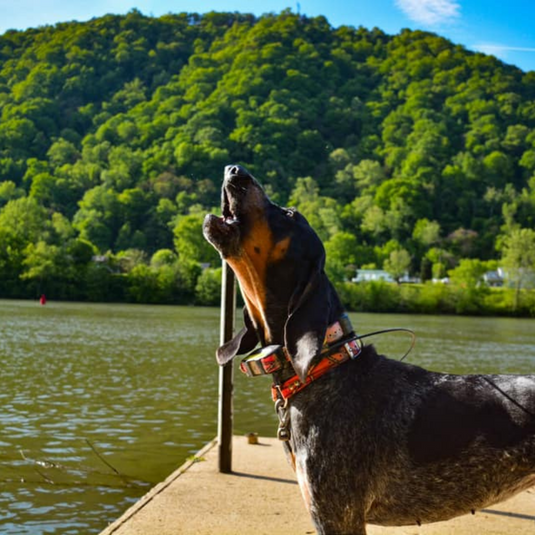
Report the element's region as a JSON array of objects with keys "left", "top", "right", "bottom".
[{"left": 1, "top": 300, "right": 534, "bottom": 534}]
